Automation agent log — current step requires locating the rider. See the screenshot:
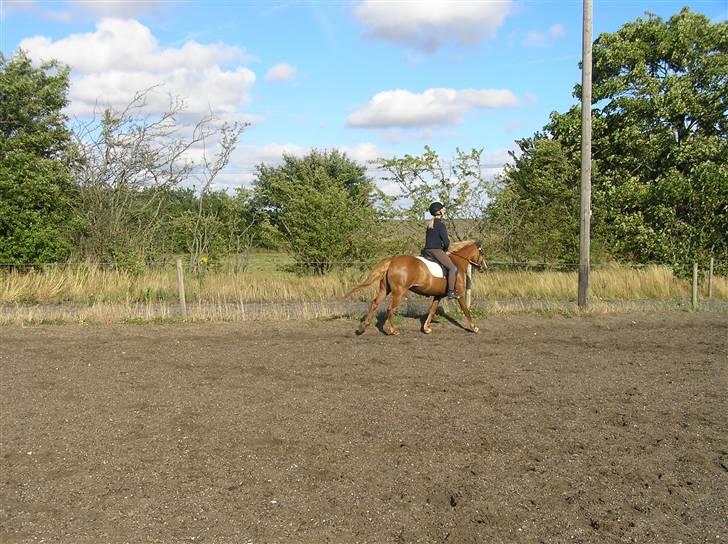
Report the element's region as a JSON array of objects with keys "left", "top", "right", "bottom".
[{"left": 422, "top": 202, "right": 459, "bottom": 299}]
